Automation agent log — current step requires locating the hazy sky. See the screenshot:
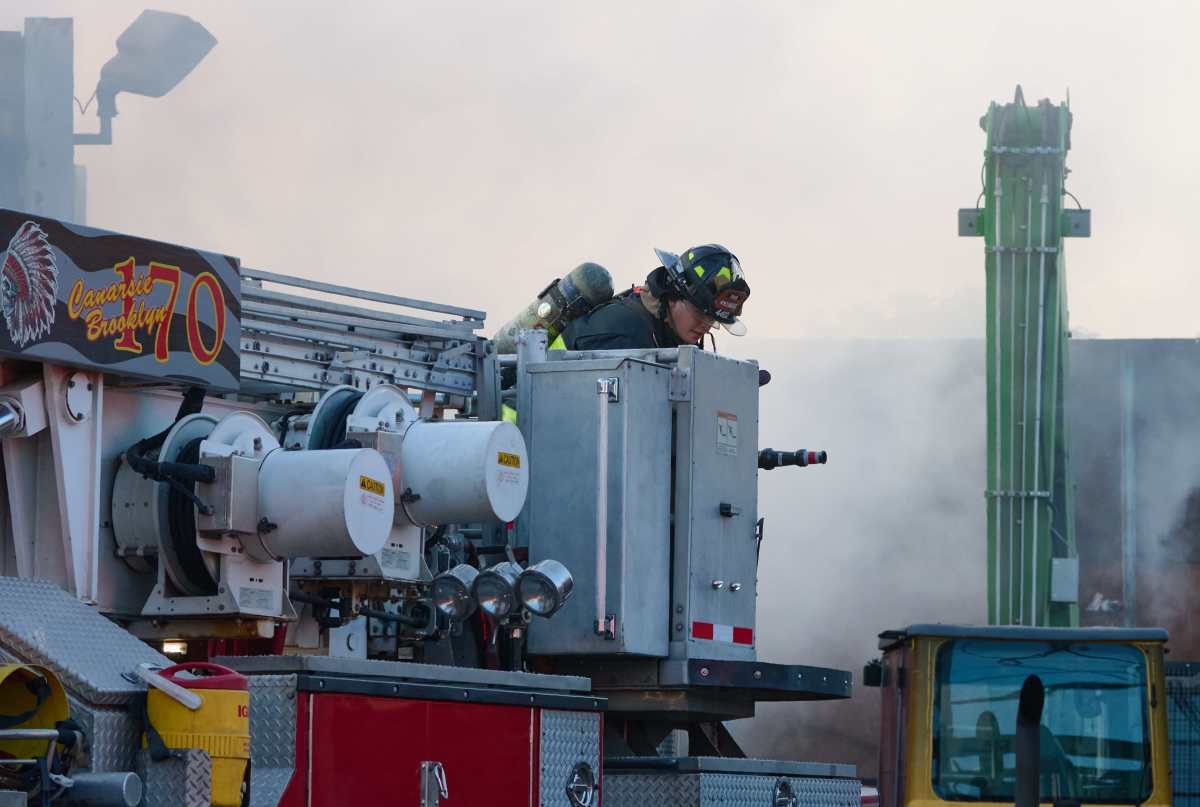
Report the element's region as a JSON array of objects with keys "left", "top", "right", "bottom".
[{"left": 3, "top": 0, "right": 1196, "bottom": 340}]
